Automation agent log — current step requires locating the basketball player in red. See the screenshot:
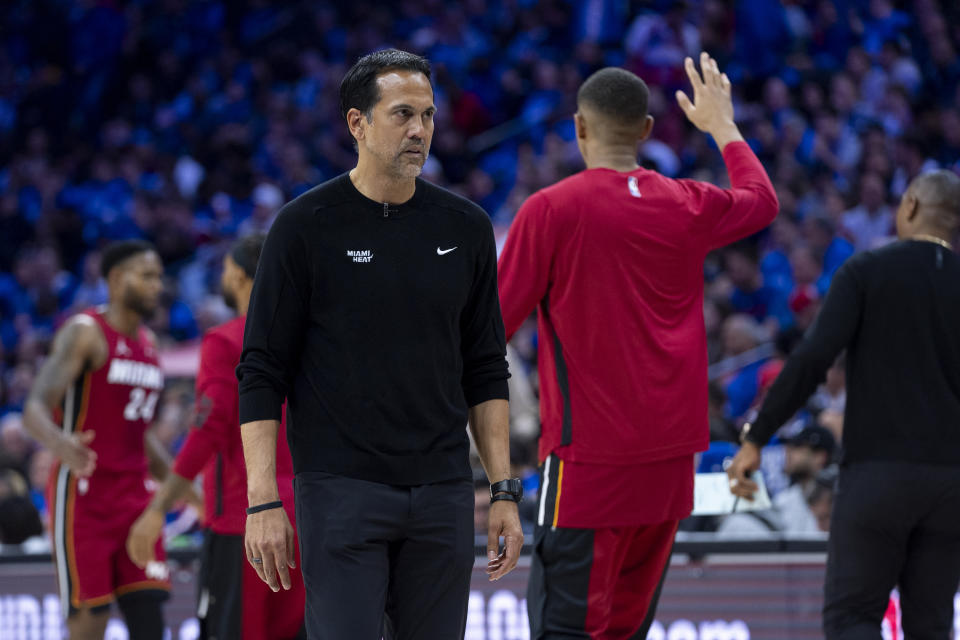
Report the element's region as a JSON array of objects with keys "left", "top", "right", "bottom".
[
  {"left": 126, "top": 234, "right": 305, "bottom": 639},
  {"left": 23, "top": 240, "right": 175, "bottom": 640},
  {"left": 497, "top": 54, "right": 778, "bottom": 638}
]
